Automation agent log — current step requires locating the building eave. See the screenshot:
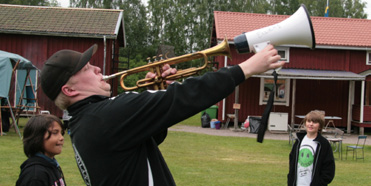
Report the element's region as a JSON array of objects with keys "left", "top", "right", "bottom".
[
  {"left": 0, "top": 30, "right": 117, "bottom": 39},
  {"left": 253, "top": 68, "right": 366, "bottom": 81}
]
